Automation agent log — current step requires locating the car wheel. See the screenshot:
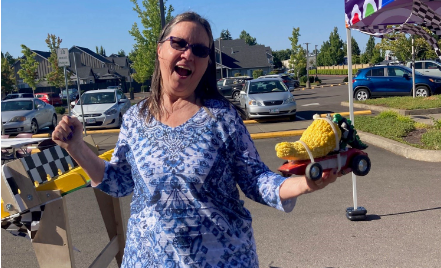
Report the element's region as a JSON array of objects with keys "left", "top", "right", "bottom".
[
  {"left": 31, "top": 119, "right": 39, "bottom": 134},
  {"left": 305, "top": 162, "right": 323, "bottom": 181},
  {"left": 351, "top": 154, "right": 371, "bottom": 176},
  {"left": 49, "top": 114, "right": 57, "bottom": 130},
  {"left": 415, "top": 86, "right": 430, "bottom": 97},
  {"left": 289, "top": 113, "right": 296, "bottom": 121},
  {"left": 232, "top": 91, "right": 240, "bottom": 102},
  {"left": 355, "top": 89, "right": 370, "bottom": 101}
]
